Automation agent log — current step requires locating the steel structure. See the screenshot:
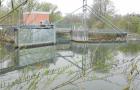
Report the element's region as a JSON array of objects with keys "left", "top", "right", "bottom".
[{"left": 82, "top": 0, "right": 87, "bottom": 27}]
